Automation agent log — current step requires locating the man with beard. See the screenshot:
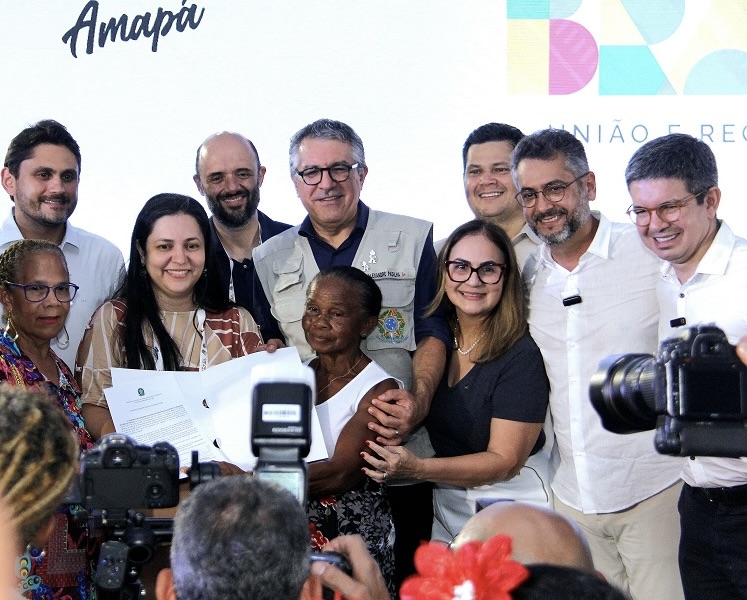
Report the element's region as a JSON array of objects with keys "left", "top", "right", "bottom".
[
  {"left": 194, "top": 132, "right": 290, "bottom": 329},
  {"left": 0, "top": 119, "right": 124, "bottom": 368},
  {"left": 511, "top": 129, "right": 683, "bottom": 600}
]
